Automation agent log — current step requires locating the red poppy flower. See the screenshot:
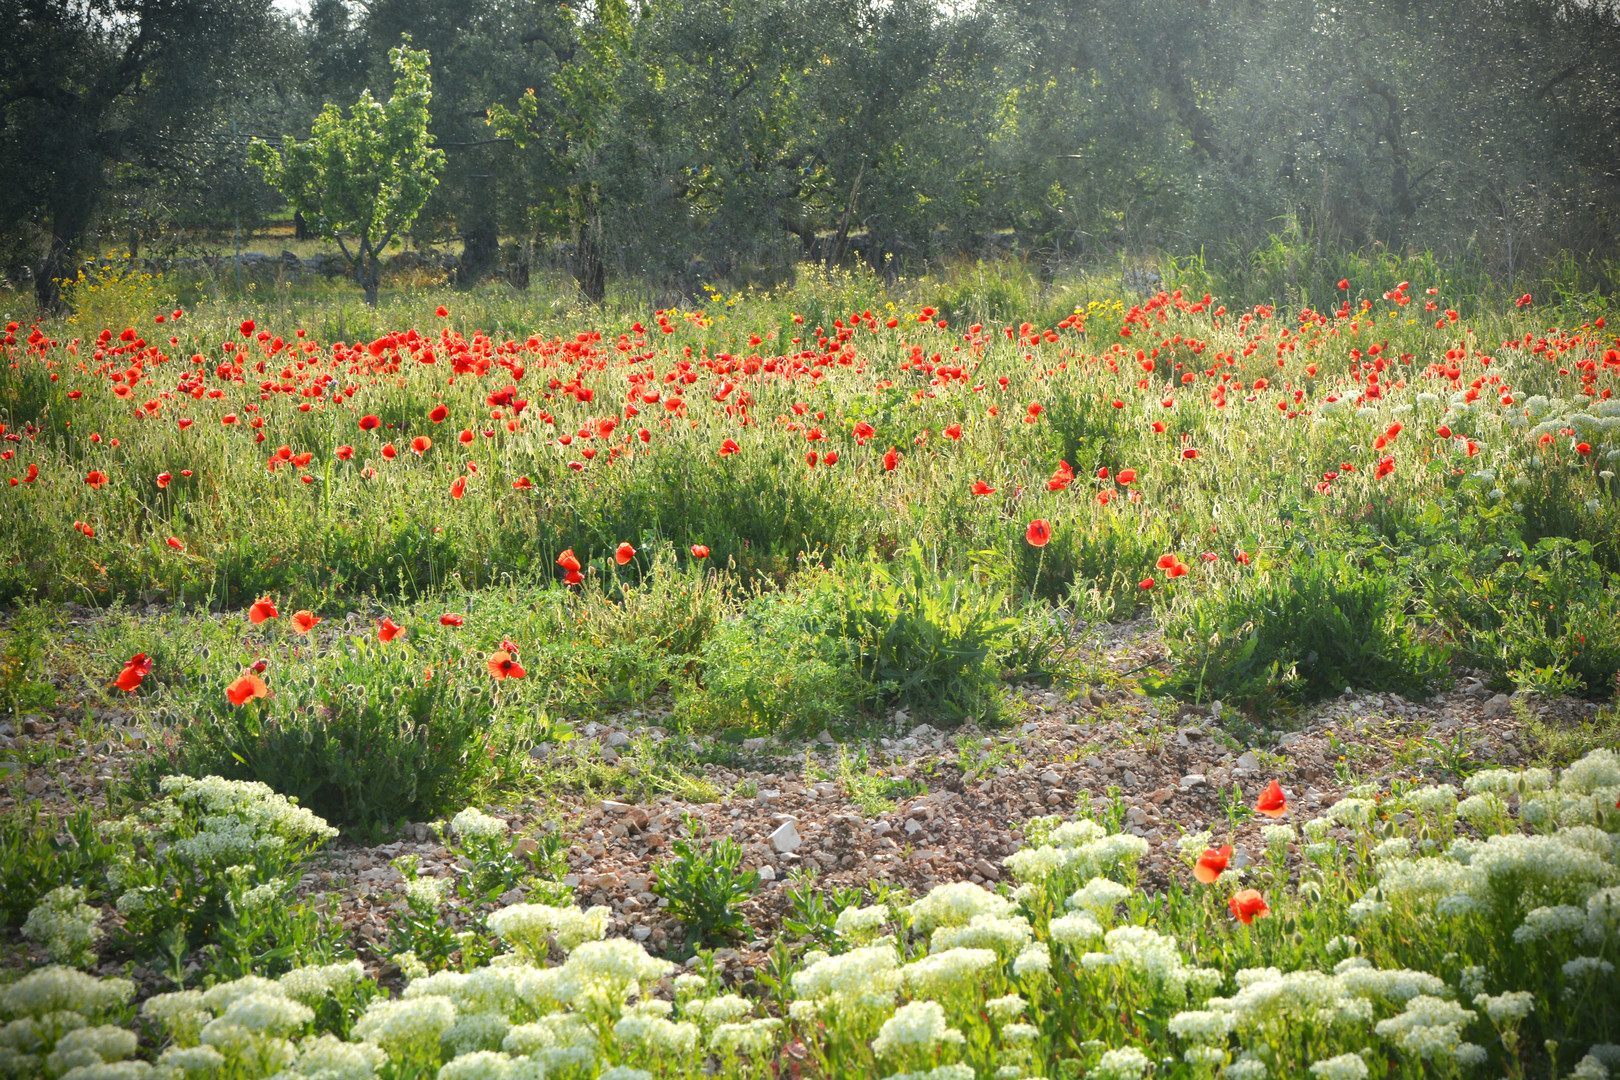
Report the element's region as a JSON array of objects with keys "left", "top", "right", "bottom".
[
  {"left": 1116, "top": 468, "right": 1137, "bottom": 485},
  {"left": 1194, "top": 845, "right": 1232, "bottom": 884},
  {"left": 1255, "top": 780, "right": 1288, "bottom": 818},
  {"left": 249, "top": 597, "right": 278, "bottom": 624},
  {"left": 1025, "top": 519, "right": 1051, "bottom": 547},
  {"left": 1229, "top": 889, "right": 1270, "bottom": 924},
  {"left": 1139, "top": 577, "right": 1155, "bottom": 589},
  {"left": 226, "top": 672, "right": 269, "bottom": 706},
  {"left": 557, "top": 549, "right": 582, "bottom": 573},
  {"left": 487, "top": 650, "right": 526, "bottom": 679},
  {"left": 1337, "top": 279, "right": 1349, "bottom": 290},
  {"left": 1516, "top": 293, "right": 1533, "bottom": 307},
  {"left": 500, "top": 638, "right": 521, "bottom": 656},
  {"left": 156, "top": 472, "right": 172, "bottom": 489},
  {"left": 377, "top": 617, "right": 405, "bottom": 642},
  {"left": 381, "top": 443, "right": 398, "bottom": 459},
  {"left": 1167, "top": 561, "right": 1190, "bottom": 578},
  {"left": 512, "top": 476, "right": 533, "bottom": 489},
  {"left": 691, "top": 544, "right": 710, "bottom": 558},
  {"left": 336, "top": 445, "right": 354, "bottom": 460},
  {"left": 450, "top": 476, "right": 466, "bottom": 499},
  {"left": 1156, "top": 553, "right": 1178, "bottom": 570},
  {"left": 883, "top": 446, "right": 900, "bottom": 471},
  {"left": 166, "top": 537, "right": 184, "bottom": 551},
  {"left": 429, "top": 404, "right": 449, "bottom": 423},
  {"left": 719, "top": 439, "right": 740, "bottom": 456},
  {"left": 1576, "top": 442, "right": 1592, "bottom": 455},
  {"left": 563, "top": 568, "right": 584, "bottom": 585},
  {"left": 435, "top": 306, "right": 449, "bottom": 317},
  {"left": 615, "top": 542, "right": 636, "bottom": 565},
  {"left": 1437, "top": 425, "right": 1452, "bottom": 439},
  {"left": 115, "top": 653, "right": 153, "bottom": 693},
  {"left": 1047, "top": 461, "right": 1074, "bottom": 492},
  {"left": 943, "top": 424, "right": 962, "bottom": 440},
  {"left": 290, "top": 610, "right": 321, "bottom": 634},
  {"left": 410, "top": 436, "right": 431, "bottom": 456},
  {"left": 84, "top": 470, "right": 109, "bottom": 488},
  {"left": 854, "top": 422, "right": 878, "bottom": 444},
  {"left": 459, "top": 429, "right": 474, "bottom": 445},
  {"left": 440, "top": 613, "right": 464, "bottom": 627},
  {"left": 1181, "top": 448, "right": 1200, "bottom": 460},
  {"left": 239, "top": 319, "right": 255, "bottom": 337},
  {"left": 972, "top": 480, "right": 997, "bottom": 495}
]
